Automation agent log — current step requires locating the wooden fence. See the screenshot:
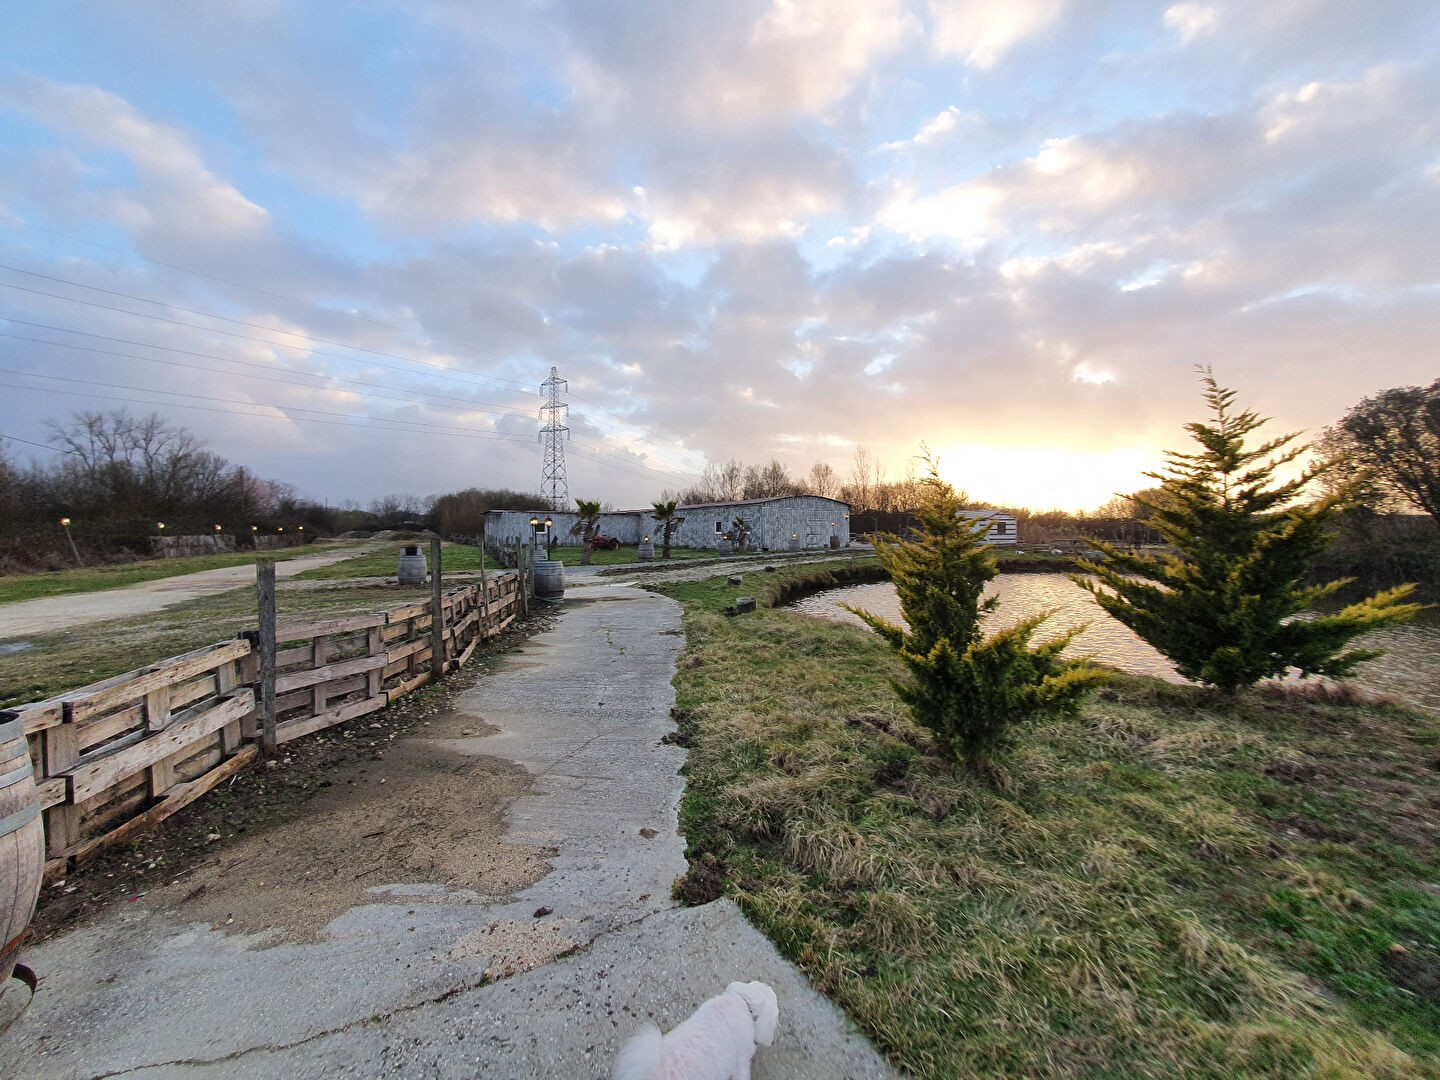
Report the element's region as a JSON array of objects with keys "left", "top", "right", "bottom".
[{"left": 8, "top": 549, "right": 522, "bottom": 881}]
